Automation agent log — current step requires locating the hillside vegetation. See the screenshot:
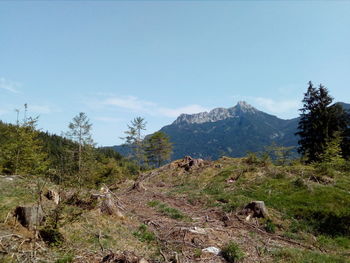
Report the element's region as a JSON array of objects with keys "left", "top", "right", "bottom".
[{"left": 1, "top": 155, "right": 349, "bottom": 262}]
